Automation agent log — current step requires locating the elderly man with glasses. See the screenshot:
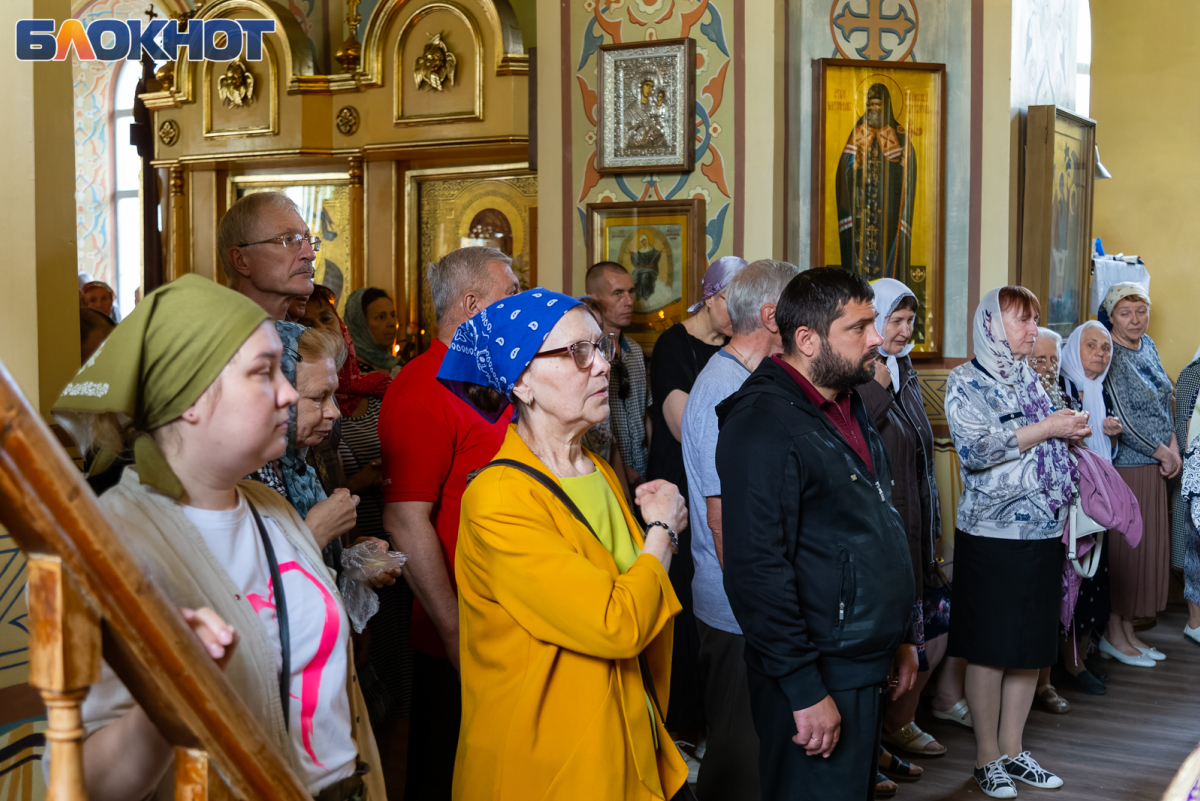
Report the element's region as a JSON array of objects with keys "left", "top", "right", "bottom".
[{"left": 217, "top": 191, "right": 322, "bottom": 321}]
